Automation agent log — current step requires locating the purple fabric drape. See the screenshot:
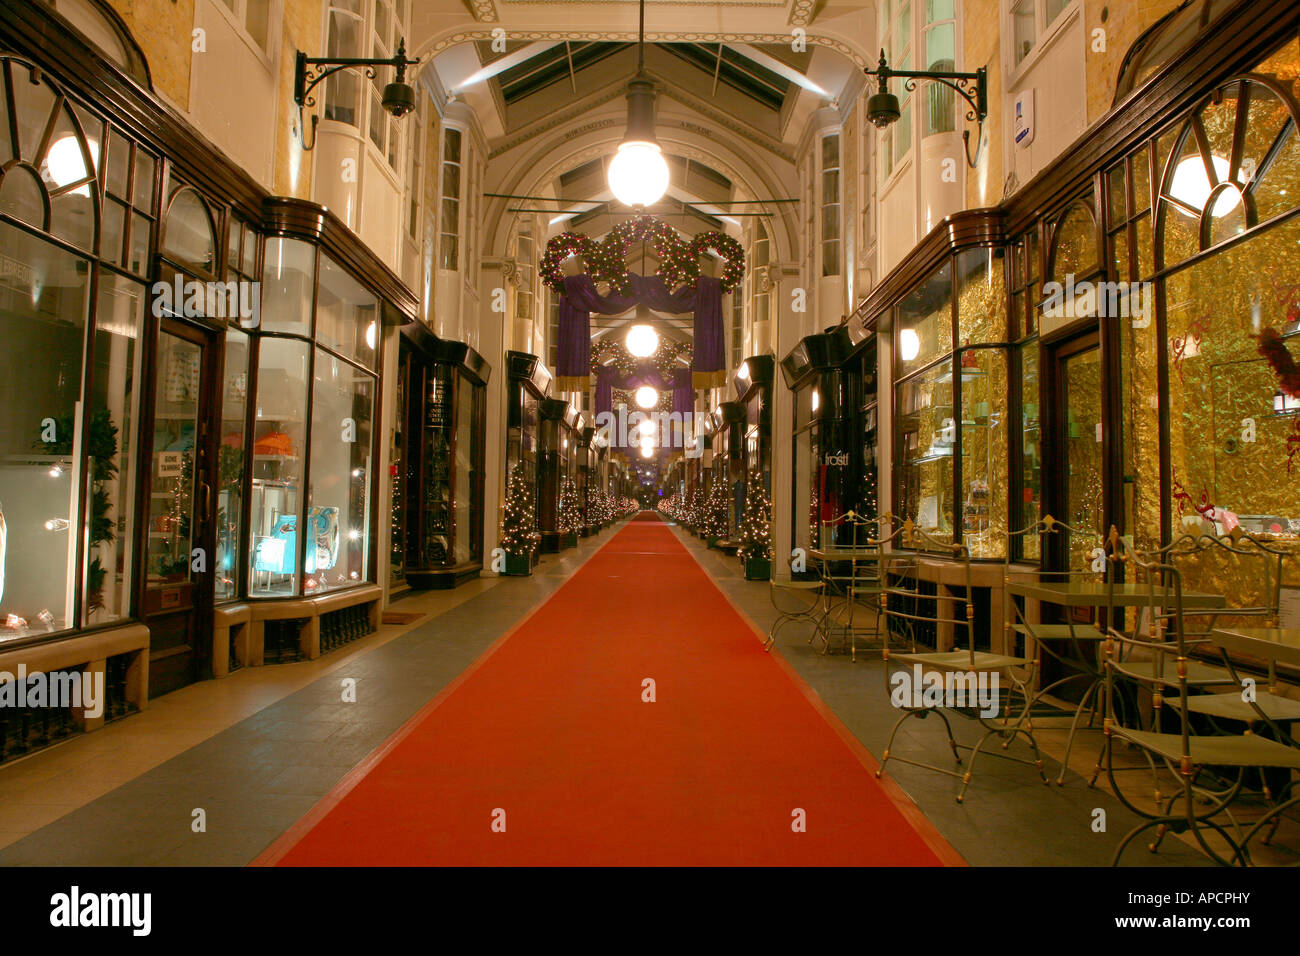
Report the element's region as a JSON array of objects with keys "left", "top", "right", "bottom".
[
  {"left": 555, "top": 273, "right": 726, "bottom": 390},
  {"left": 672, "top": 369, "right": 694, "bottom": 421}
]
